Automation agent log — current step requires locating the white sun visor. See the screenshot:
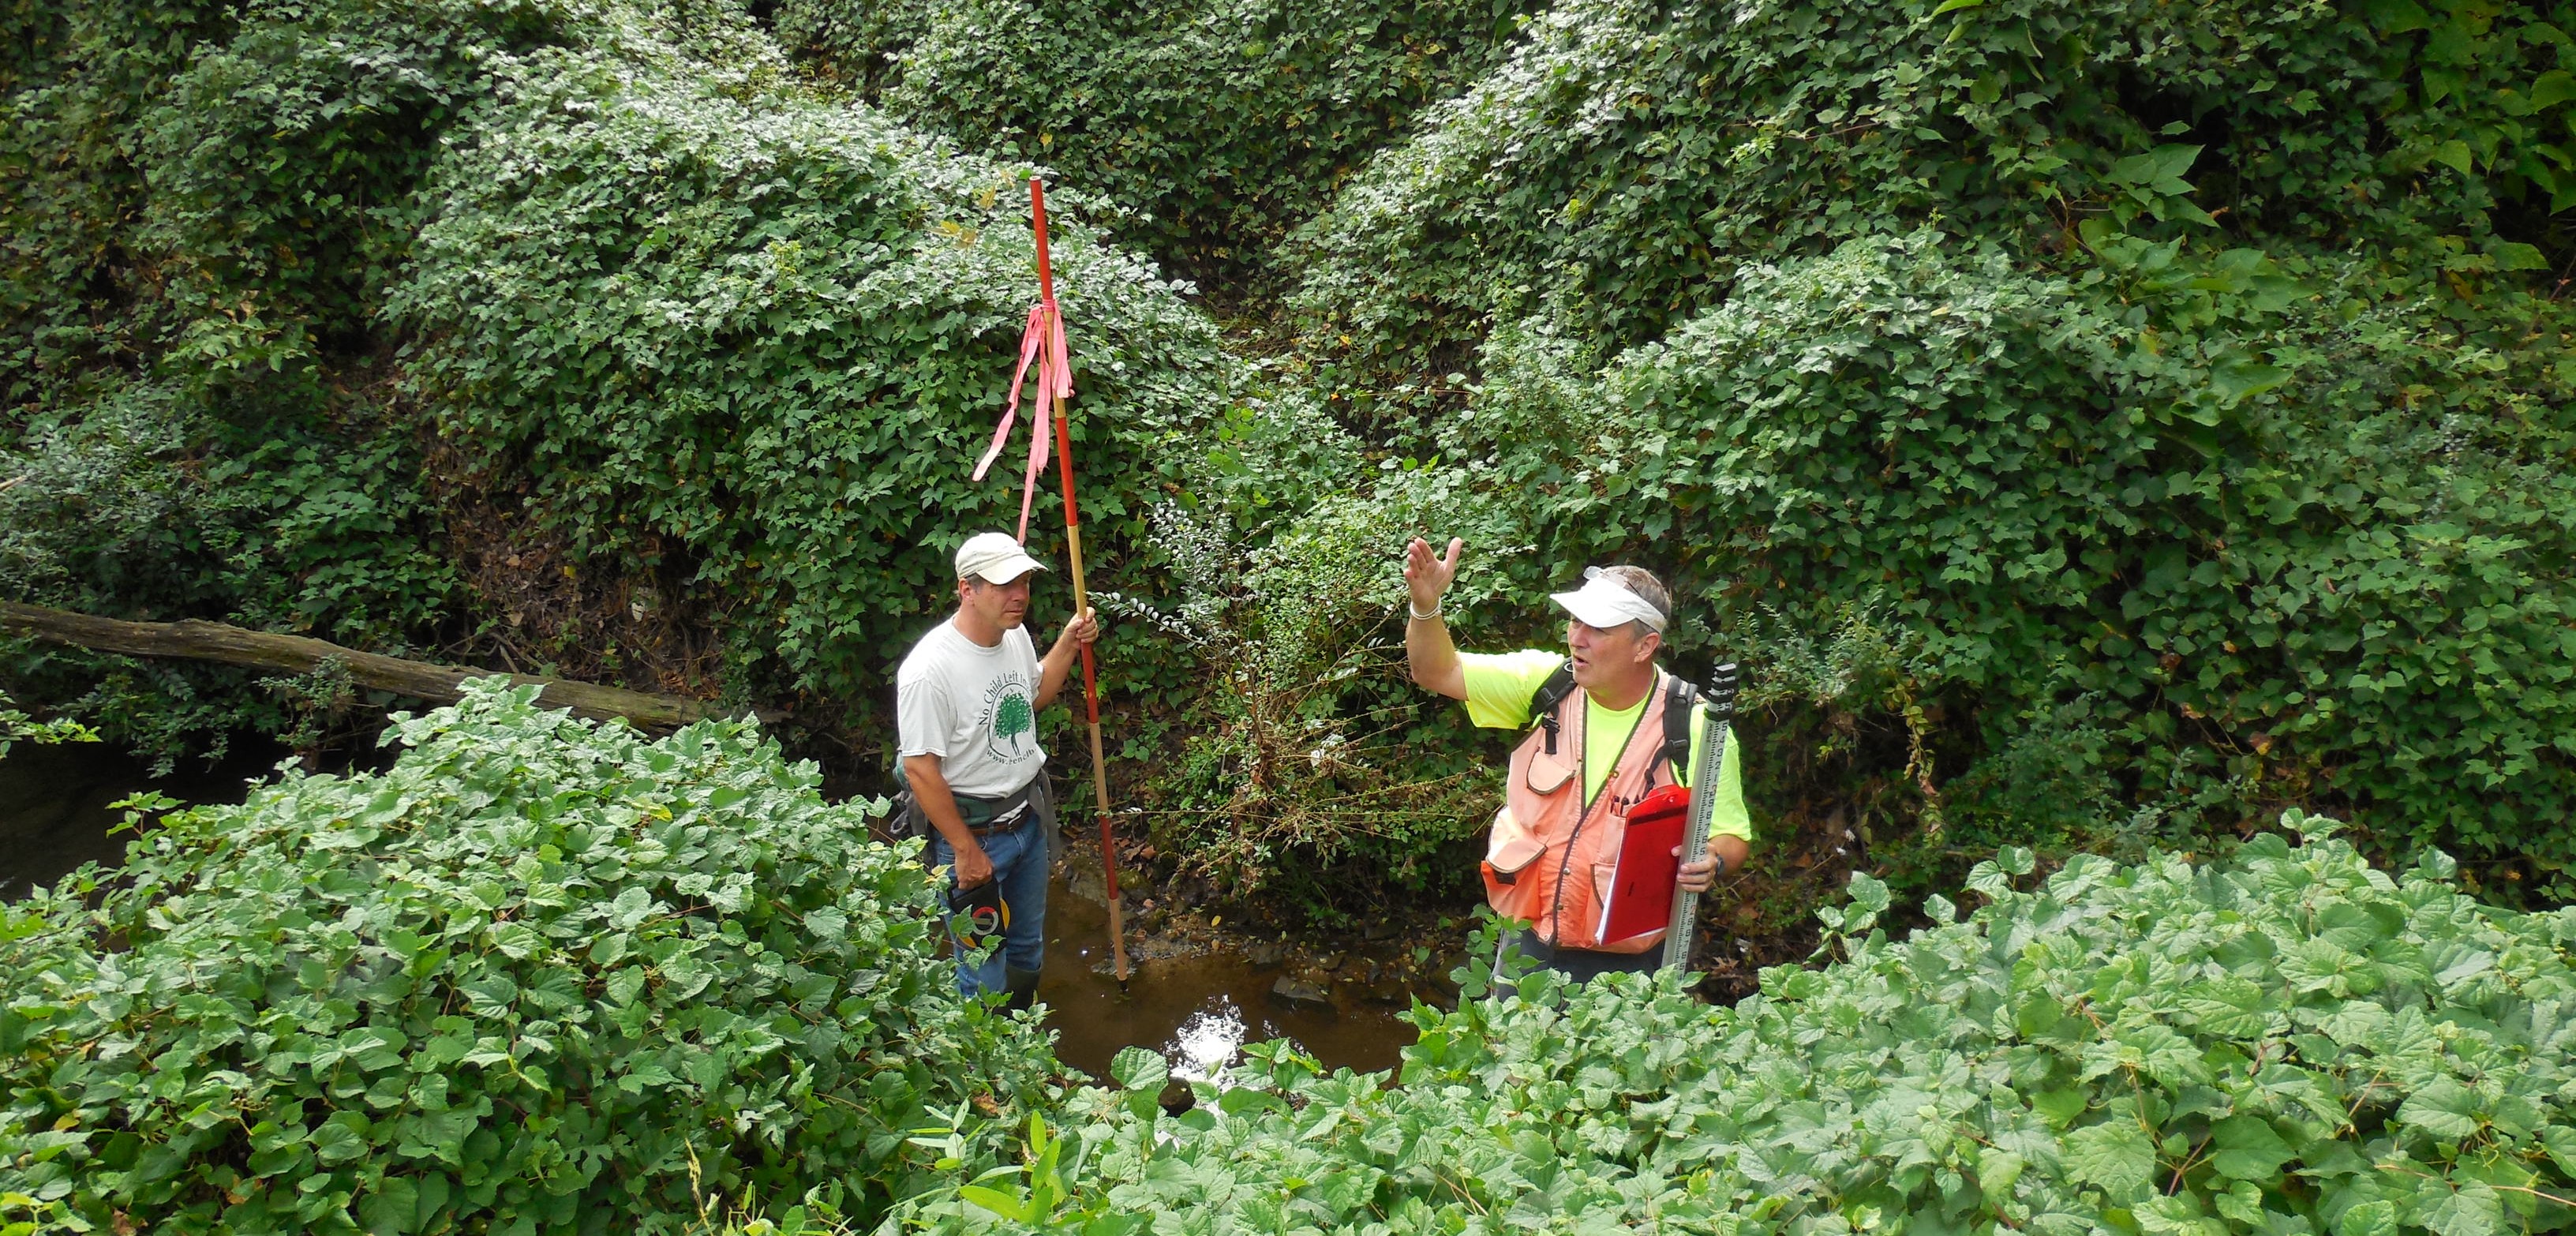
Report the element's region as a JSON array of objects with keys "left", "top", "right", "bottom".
[{"left": 1549, "top": 567, "right": 1667, "bottom": 633}]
